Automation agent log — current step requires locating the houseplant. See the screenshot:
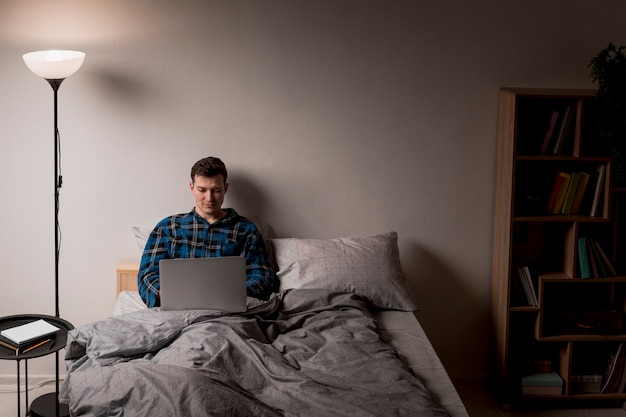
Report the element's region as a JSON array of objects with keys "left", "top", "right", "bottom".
[{"left": 589, "top": 42, "right": 626, "bottom": 187}]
